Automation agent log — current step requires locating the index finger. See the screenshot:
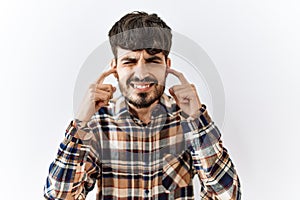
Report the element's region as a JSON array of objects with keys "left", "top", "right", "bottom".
[
  {"left": 96, "top": 68, "right": 117, "bottom": 84},
  {"left": 167, "top": 68, "right": 189, "bottom": 84}
]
